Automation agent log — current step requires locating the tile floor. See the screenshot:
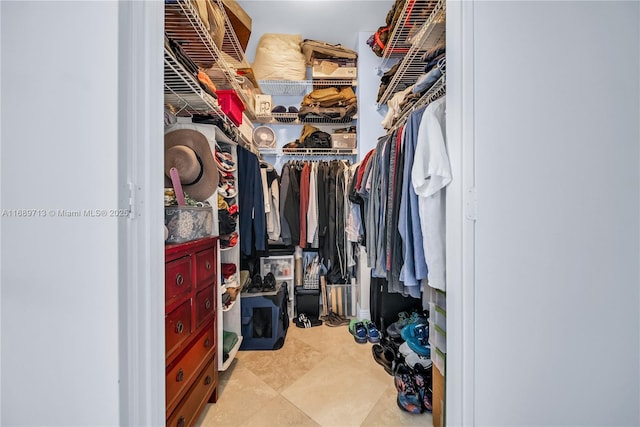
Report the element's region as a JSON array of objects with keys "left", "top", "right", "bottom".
[{"left": 195, "top": 322, "right": 432, "bottom": 427}]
